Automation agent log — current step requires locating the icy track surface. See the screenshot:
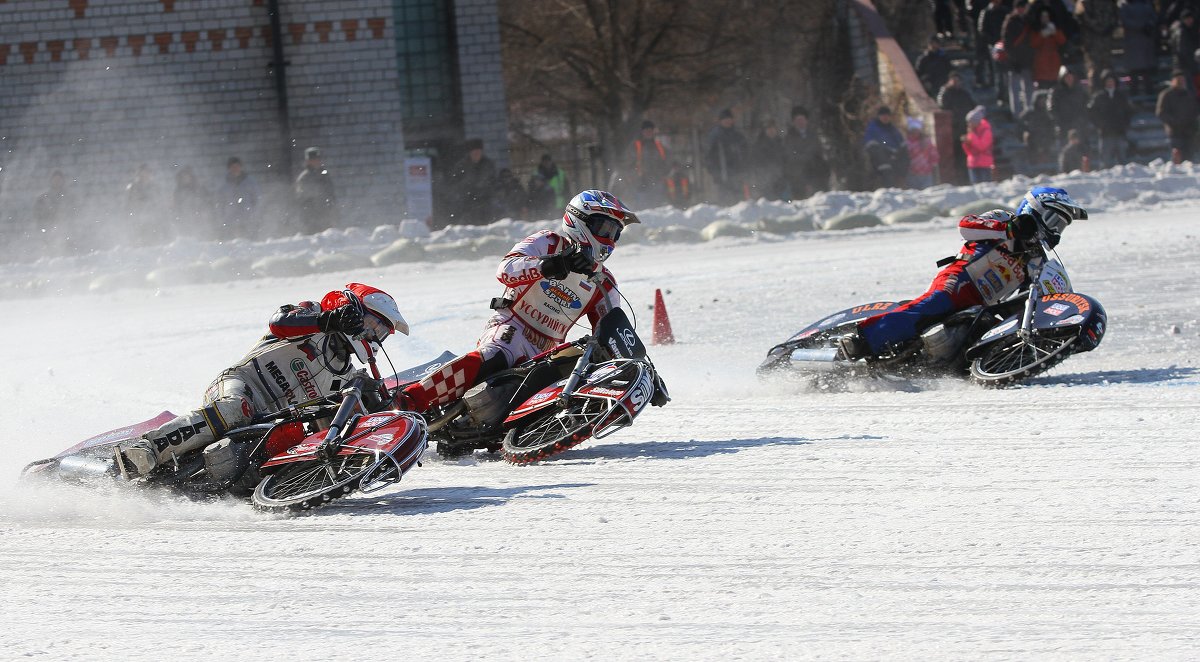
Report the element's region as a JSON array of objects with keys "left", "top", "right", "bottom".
[{"left": 1, "top": 205, "right": 1198, "bottom": 660}]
